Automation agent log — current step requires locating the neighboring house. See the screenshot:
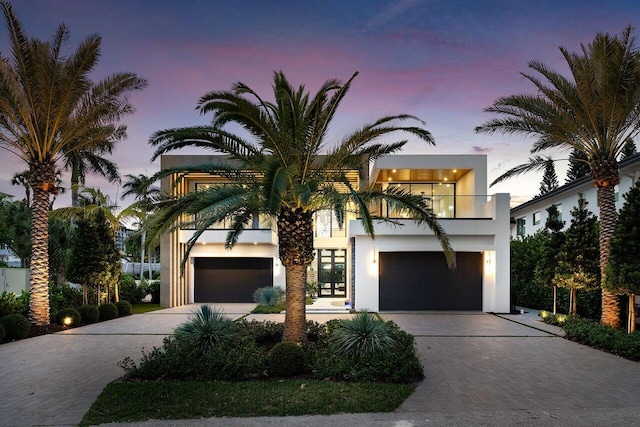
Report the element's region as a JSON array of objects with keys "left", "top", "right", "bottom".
[
  {"left": 510, "top": 153, "right": 640, "bottom": 238},
  {"left": 115, "top": 226, "right": 135, "bottom": 254},
  {"left": 160, "top": 154, "right": 511, "bottom": 313},
  {"left": 0, "top": 244, "right": 21, "bottom": 268}
]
